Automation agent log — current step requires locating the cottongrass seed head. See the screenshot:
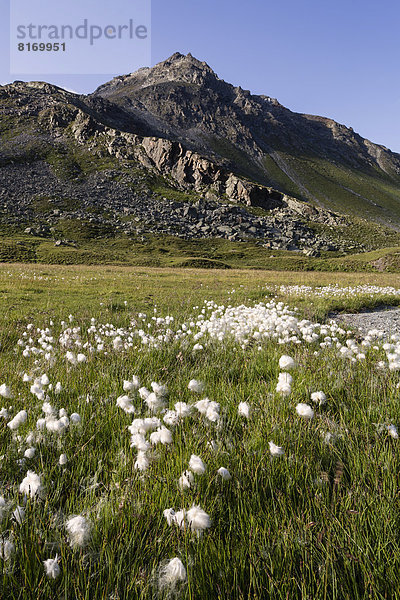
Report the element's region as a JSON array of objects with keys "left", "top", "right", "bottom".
[
  {"left": 296, "top": 403, "right": 314, "bottom": 420},
  {"left": 66, "top": 515, "right": 92, "bottom": 549},
  {"left": 158, "top": 557, "right": 187, "bottom": 591},
  {"left": 43, "top": 555, "right": 61, "bottom": 579}
]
